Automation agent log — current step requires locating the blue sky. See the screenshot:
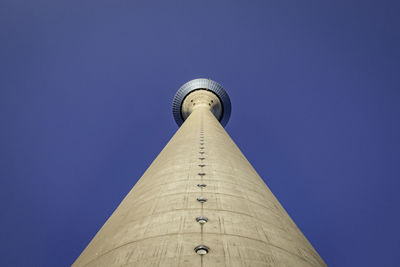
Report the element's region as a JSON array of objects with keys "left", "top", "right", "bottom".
[{"left": 1, "top": 0, "right": 399, "bottom": 266}]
